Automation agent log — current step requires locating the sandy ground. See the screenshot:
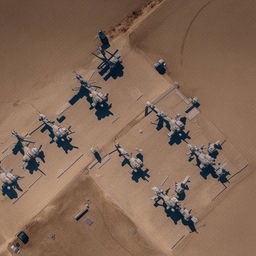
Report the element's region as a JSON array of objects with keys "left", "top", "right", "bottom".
[
  {"left": 0, "top": 0, "right": 149, "bottom": 137},
  {"left": 14, "top": 175, "right": 165, "bottom": 256},
  {"left": 0, "top": 42, "right": 170, "bottom": 254},
  {"left": 131, "top": 0, "right": 256, "bottom": 255},
  {"left": 1, "top": 0, "right": 256, "bottom": 255},
  {"left": 90, "top": 86, "right": 247, "bottom": 253}
]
